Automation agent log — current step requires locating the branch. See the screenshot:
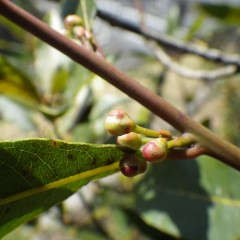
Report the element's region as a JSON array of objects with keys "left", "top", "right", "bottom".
[
  {"left": 167, "top": 145, "right": 208, "bottom": 160},
  {"left": 0, "top": 0, "right": 240, "bottom": 170},
  {"left": 149, "top": 42, "right": 238, "bottom": 81},
  {"left": 97, "top": 9, "right": 240, "bottom": 68},
  {"left": 166, "top": 144, "right": 224, "bottom": 161}
]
